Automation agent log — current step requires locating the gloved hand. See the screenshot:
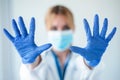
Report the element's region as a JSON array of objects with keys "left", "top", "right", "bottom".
[
  {"left": 70, "top": 15, "right": 117, "bottom": 67},
  {"left": 3, "top": 17, "right": 52, "bottom": 64}
]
